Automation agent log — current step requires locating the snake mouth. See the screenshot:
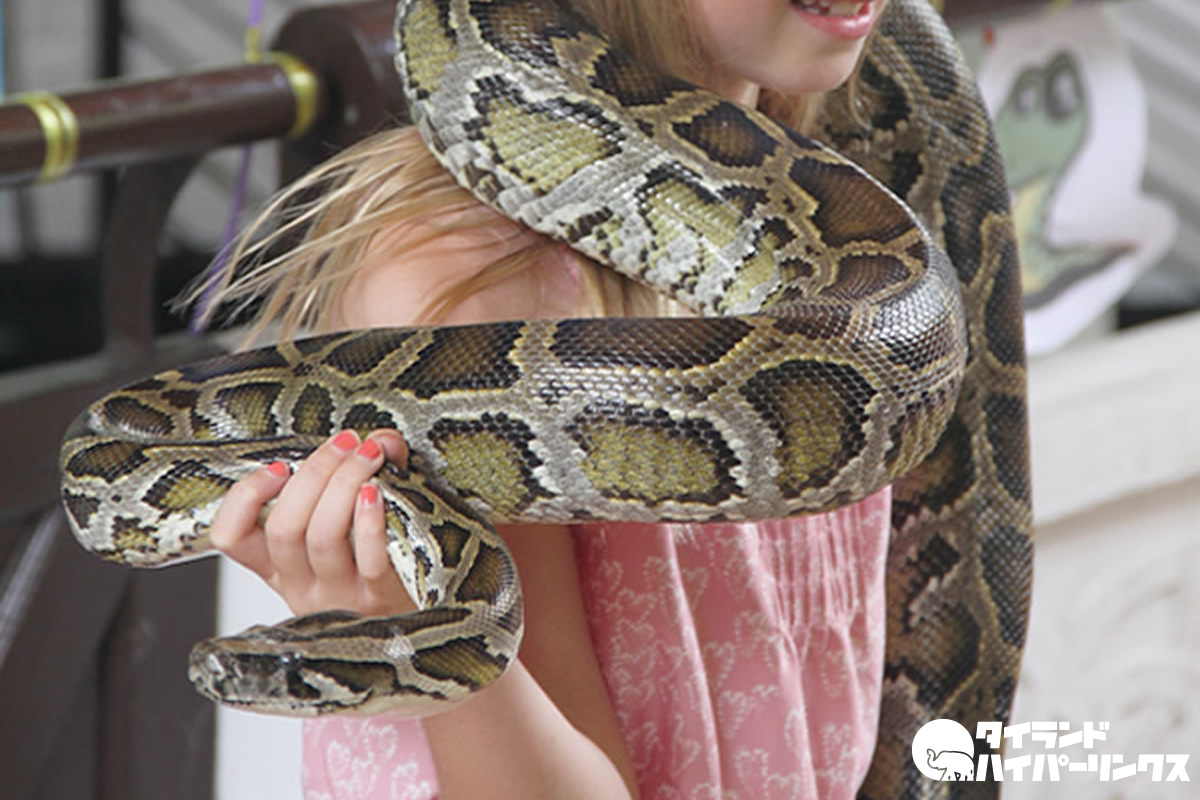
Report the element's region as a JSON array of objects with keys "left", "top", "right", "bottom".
[
  {"left": 188, "top": 638, "right": 331, "bottom": 716},
  {"left": 188, "top": 641, "right": 278, "bottom": 709}
]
